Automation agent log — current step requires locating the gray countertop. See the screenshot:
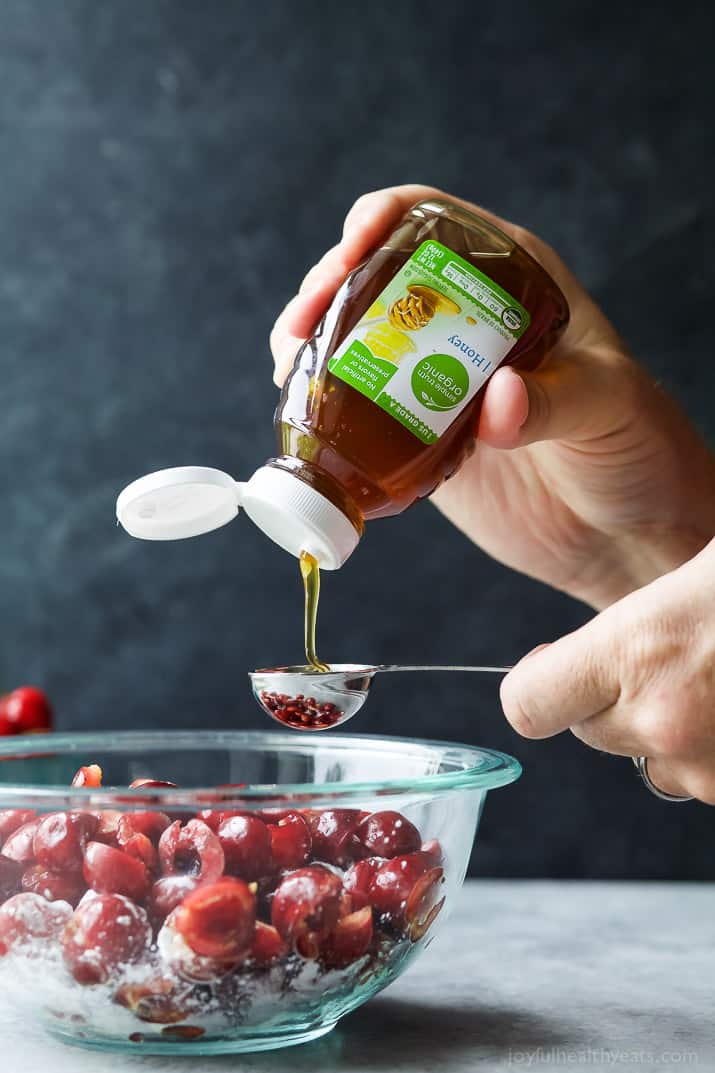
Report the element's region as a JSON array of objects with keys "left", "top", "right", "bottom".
[{"left": 1, "top": 880, "right": 712, "bottom": 1072}]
